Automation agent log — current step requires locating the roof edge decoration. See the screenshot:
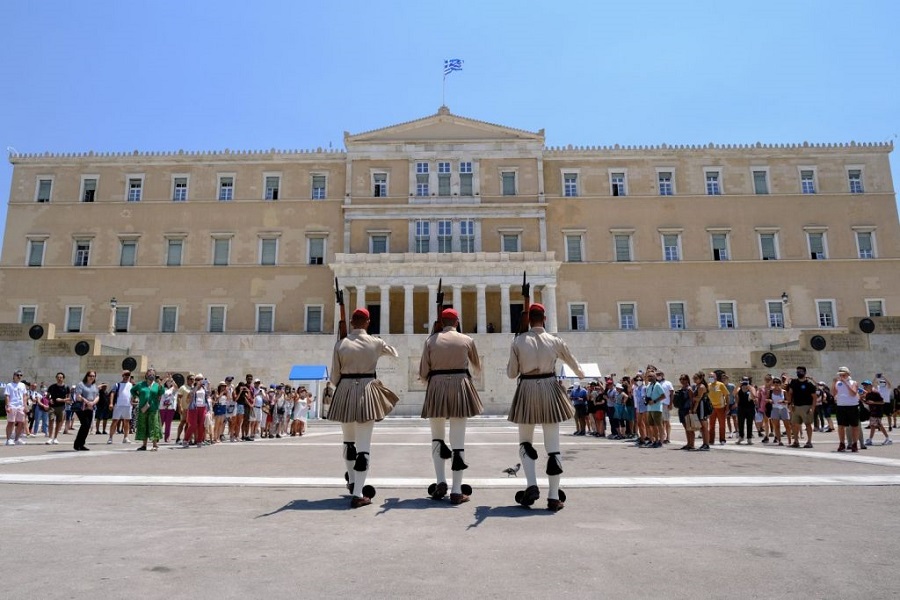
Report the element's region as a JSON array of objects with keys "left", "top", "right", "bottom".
[
  {"left": 344, "top": 106, "right": 545, "bottom": 144},
  {"left": 8, "top": 147, "right": 347, "bottom": 164}
]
